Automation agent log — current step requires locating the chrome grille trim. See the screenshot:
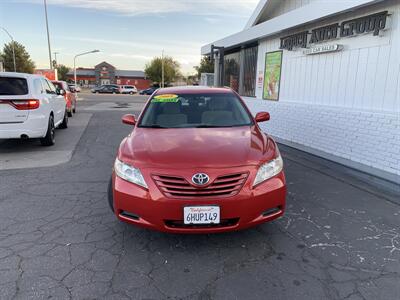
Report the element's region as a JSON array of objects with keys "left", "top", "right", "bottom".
[{"left": 152, "top": 172, "right": 248, "bottom": 198}]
